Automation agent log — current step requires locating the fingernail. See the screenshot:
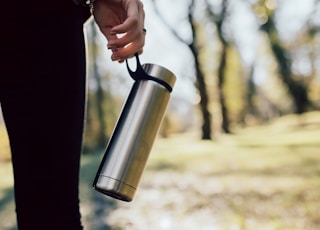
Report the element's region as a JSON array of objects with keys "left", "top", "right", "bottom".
[{"left": 111, "top": 55, "right": 119, "bottom": 61}]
